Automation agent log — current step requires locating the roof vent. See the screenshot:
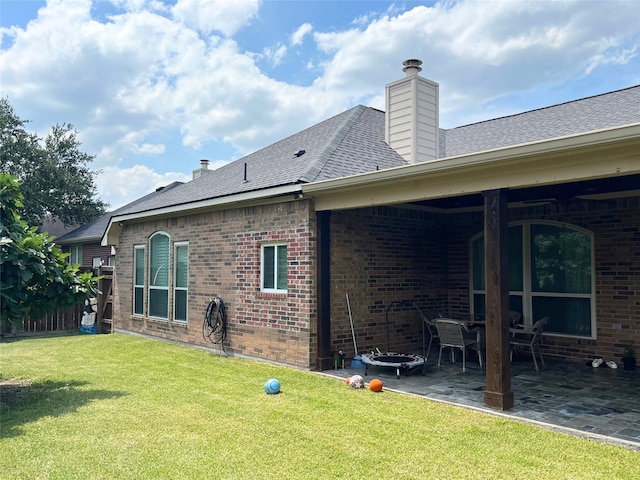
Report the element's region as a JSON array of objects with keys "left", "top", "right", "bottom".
[
  {"left": 402, "top": 58, "right": 422, "bottom": 76},
  {"left": 192, "top": 158, "right": 211, "bottom": 180},
  {"left": 294, "top": 149, "right": 306, "bottom": 157}
]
